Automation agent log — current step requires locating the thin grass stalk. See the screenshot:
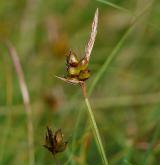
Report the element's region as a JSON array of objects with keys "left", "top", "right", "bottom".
[
  {"left": 6, "top": 42, "right": 35, "bottom": 165},
  {"left": 85, "top": 98, "right": 108, "bottom": 165},
  {"left": 81, "top": 83, "right": 108, "bottom": 165}
]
